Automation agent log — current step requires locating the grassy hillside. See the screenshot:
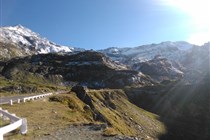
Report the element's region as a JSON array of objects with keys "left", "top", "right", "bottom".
[
  {"left": 0, "top": 74, "right": 67, "bottom": 97},
  {"left": 2, "top": 89, "right": 166, "bottom": 139}
]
